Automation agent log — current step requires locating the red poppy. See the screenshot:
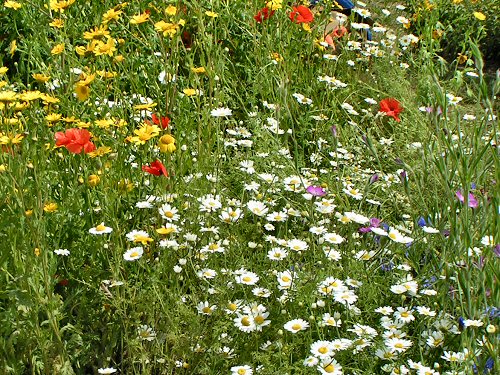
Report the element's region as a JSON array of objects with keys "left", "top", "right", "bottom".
[
  {"left": 152, "top": 113, "right": 170, "bottom": 129},
  {"left": 289, "top": 5, "right": 314, "bottom": 24},
  {"left": 379, "top": 98, "right": 403, "bottom": 122},
  {"left": 142, "top": 159, "right": 168, "bottom": 177},
  {"left": 324, "top": 26, "right": 348, "bottom": 48},
  {"left": 55, "top": 128, "right": 96, "bottom": 154},
  {"left": 254, "top": 7, "right": 275, "bottom": 23}
]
